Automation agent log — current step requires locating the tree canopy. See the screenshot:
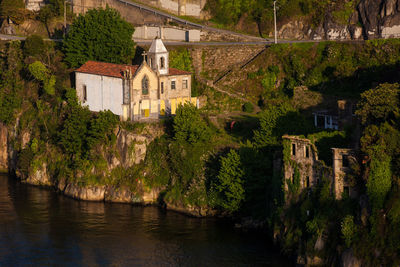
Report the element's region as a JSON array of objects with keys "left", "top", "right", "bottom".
[
  {"left": 63, "top": 7, "right": 135, "bottom": 68},
  {"left": 356, "top": 83, "right": 400, "bottom": 125},
  {"left": 173, "top": 103, "right": 210, "bottom": 144},
  {"left": 213, "top": 149, "right": 245, "bottom": 213},
  {"left": 0, "top": 0, "right": 25, "bottom": 24}
]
